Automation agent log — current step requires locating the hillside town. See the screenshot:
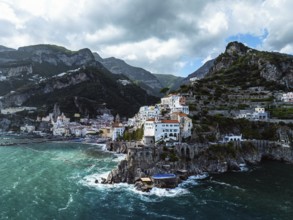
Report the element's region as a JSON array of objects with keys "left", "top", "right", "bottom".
[
  {"left": 15, "top": 94, "right": 192, "bottom": 144},
  {"left": 2, "top": 89, "right": 292, "bottom": 145}
]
